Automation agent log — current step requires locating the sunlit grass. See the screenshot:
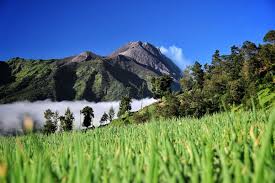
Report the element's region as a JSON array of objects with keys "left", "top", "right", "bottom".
[{"left": 0, "top": 110, "right": 274, "bottom": 183}]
